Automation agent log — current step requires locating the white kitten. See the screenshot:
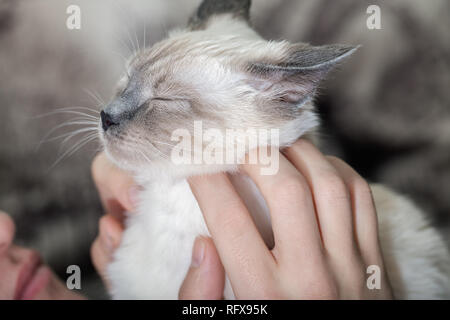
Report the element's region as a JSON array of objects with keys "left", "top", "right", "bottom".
[{"left": 100, "top": 0, "right": 450, "bottom": 299}]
